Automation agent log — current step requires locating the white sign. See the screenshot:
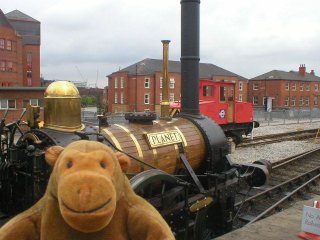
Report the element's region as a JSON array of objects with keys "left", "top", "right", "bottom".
[
  {"left": 301, "top": 205, "right": 320, "bottom": 235},
  {"left": 219, "top": 109, "right": 226, "bottom": 119}
]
